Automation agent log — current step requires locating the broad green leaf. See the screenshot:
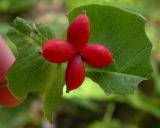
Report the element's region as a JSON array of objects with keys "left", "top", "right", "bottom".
[
  {"left": 36, "top": 24, "right": 56, "bottom": 41},
  {"left": 68, "top": 4, "right": 152, "bottom": 94},
  {"left": 7, "top": 17, "right": 65, "bottom": 122},
  {"left": 7, "top": 17, "right": 55, "bottom": 98},
  {"left": 65, "top": 0, "right": 148, "bottom": 16}
]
